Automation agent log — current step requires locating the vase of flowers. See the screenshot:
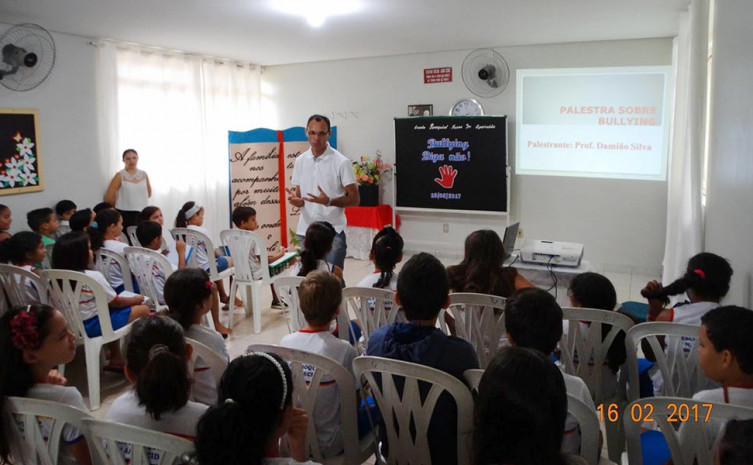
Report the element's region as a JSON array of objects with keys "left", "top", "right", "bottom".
[{"left": 353, "top": 151, "right": 391, "bottom": 207}]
